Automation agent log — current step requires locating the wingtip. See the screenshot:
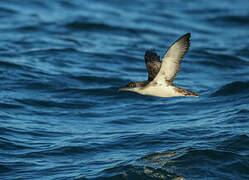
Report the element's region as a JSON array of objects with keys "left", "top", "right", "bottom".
[
  {"left": 186, "top": 32, "right": 191, "bottom": 36},
  {"left": 184, "top": 33, "right": 191, "bottom": 38},
  {"left": 183, "top": 33, "right": 191, "bottom": 40},
  {"left": 144, "top": 50, "right": 160, "bottom": 63},
  {"left": 175, "top": 33, "right": 191, "bottom": 45}
]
